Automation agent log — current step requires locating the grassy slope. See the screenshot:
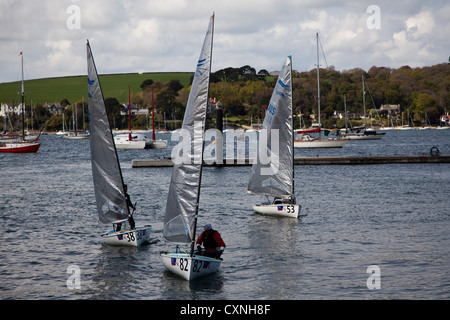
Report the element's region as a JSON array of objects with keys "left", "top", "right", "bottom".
[{"left": 0, "top": 72, "right": 193, "bottom": 105}]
